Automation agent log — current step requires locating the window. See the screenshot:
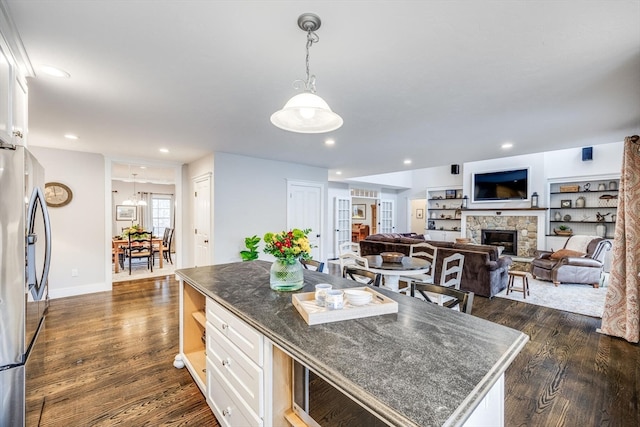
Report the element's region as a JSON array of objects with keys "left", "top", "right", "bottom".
[{"left": 152, "top": 196, "right": 173, "bottom": 236}]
